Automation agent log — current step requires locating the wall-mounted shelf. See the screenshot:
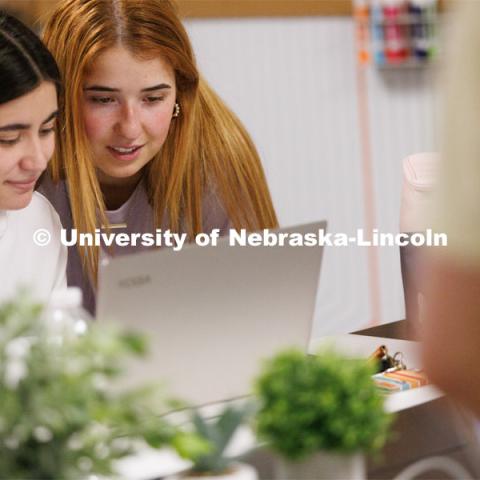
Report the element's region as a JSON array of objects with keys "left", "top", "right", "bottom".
[
  {"left": 0, "top": 0, "right": 353, "bottom": 22},
  {"left": 0, "top": 0, "right": 449, "bottom": 23},
  {"left": 355, "top": 0, "right": 440, "bottom": 68},
  {"left": 177, "top": 1, "right": 352, "bottom": 18},
  {"left": 177, "top": 0, "right": 447, "bottom": 18}
]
